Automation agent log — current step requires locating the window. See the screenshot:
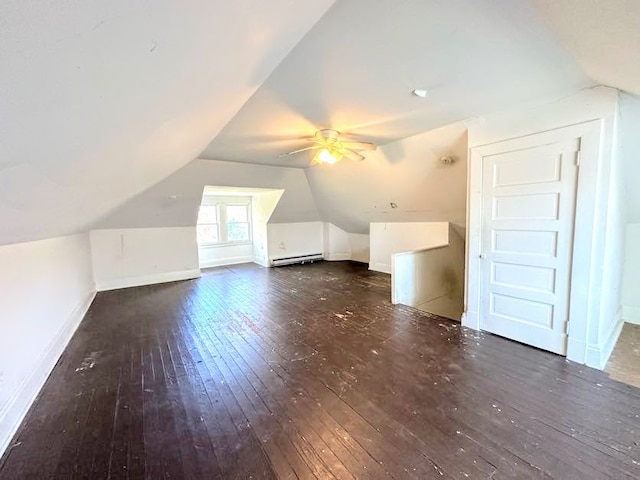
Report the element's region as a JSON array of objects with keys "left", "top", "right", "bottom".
[
  {"left": 196, "top": 206, "right": 219, "bottom": 244},
  {"left": 197, "top": 196, "right": 251, "bottom": 246},
  {"left": 225, "top": 205, "right": 250, "bottom": 243}
]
